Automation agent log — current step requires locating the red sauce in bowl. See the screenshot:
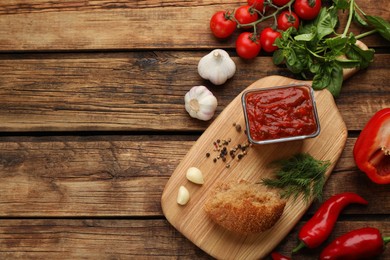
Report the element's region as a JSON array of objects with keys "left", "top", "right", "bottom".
[{"left": 243, "top": 85, "right": 319, "bottom": 143}]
